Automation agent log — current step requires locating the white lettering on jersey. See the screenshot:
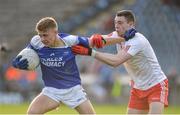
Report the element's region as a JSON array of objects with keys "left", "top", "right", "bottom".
[
  {"left": 42, "top": 61, "right": 65, "bottom": 67},
  {"left": 50, "top": 53, "right": 55, "bottom": 56},
  {"left": 41, "top": 57, "right": 65, "bottom": 67}
]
